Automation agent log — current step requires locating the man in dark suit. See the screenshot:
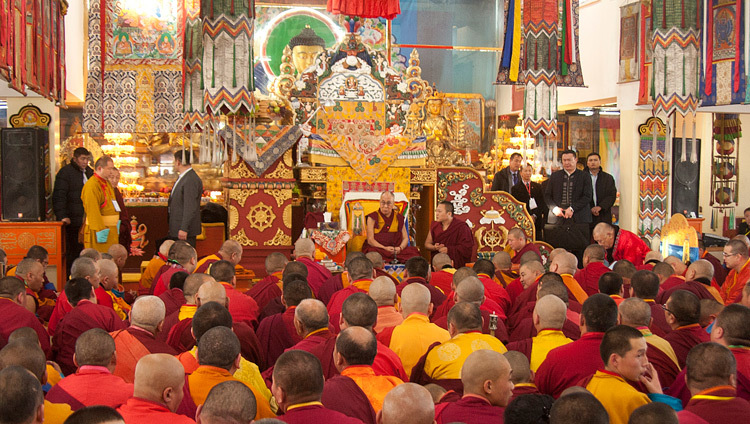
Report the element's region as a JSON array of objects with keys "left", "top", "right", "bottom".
[
  {"left": 511, "top": 163, "right": 545, "bottom": 238},
  {"left": 587, "top": 152, "right": 617, "bottom": 228},
  {"left": 543, "top": 149, "right": 593, "bottom": 262},
  {"left": 168, "top": 151, "right": 203, "bottom": 246},
  {"left": 491, "top": 152, "right": 523, "bottom": 192}
]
